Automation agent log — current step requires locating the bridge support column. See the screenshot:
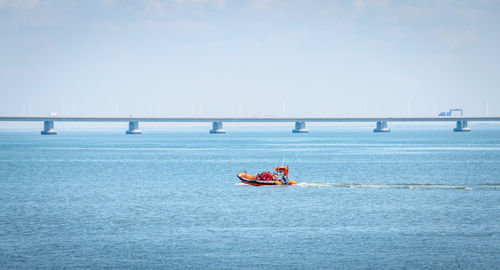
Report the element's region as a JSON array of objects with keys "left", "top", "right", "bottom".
[
  {"left": 209, "top": 121, "right": 226, "bottom": 134},
  {"left": 41, "top": 121, "right": 57, "bottom": 135},
  {"left": 454, "top": 120, "right": 471, "bottom": 132},
  {"left": 126, "top": 121, "right": 142, "bottom": 134},
  {"left": 292, "top": 121, "right": 309, "bottom": 133},
  {"left": 373, "top": 121, "right": 390, "bottom": 132}
]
